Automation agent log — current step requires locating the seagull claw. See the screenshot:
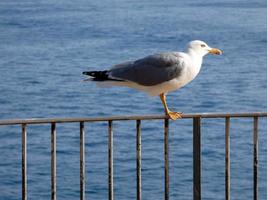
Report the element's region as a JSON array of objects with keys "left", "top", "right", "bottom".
[{"left": 167, "top": 111, "right": 182, "bottom": 120}]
